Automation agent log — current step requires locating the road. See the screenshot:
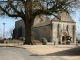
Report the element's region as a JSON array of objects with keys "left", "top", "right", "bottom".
[{"left": 0, "top": 46, "right": 45, "bottom": 60}]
